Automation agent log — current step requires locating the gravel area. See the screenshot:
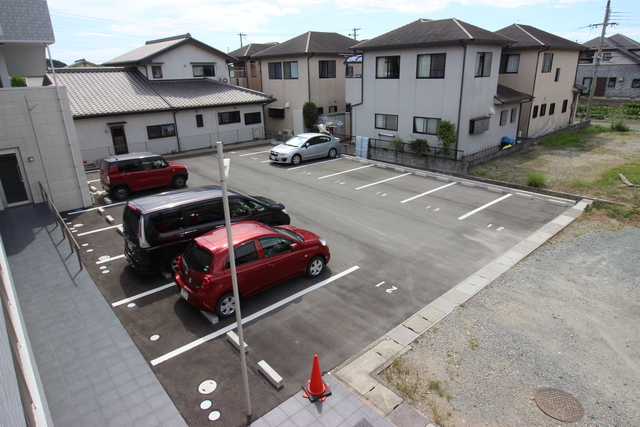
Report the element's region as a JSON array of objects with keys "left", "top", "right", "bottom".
[{"left": 390, "top": 222, "right": 640, "bottom": 426}]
